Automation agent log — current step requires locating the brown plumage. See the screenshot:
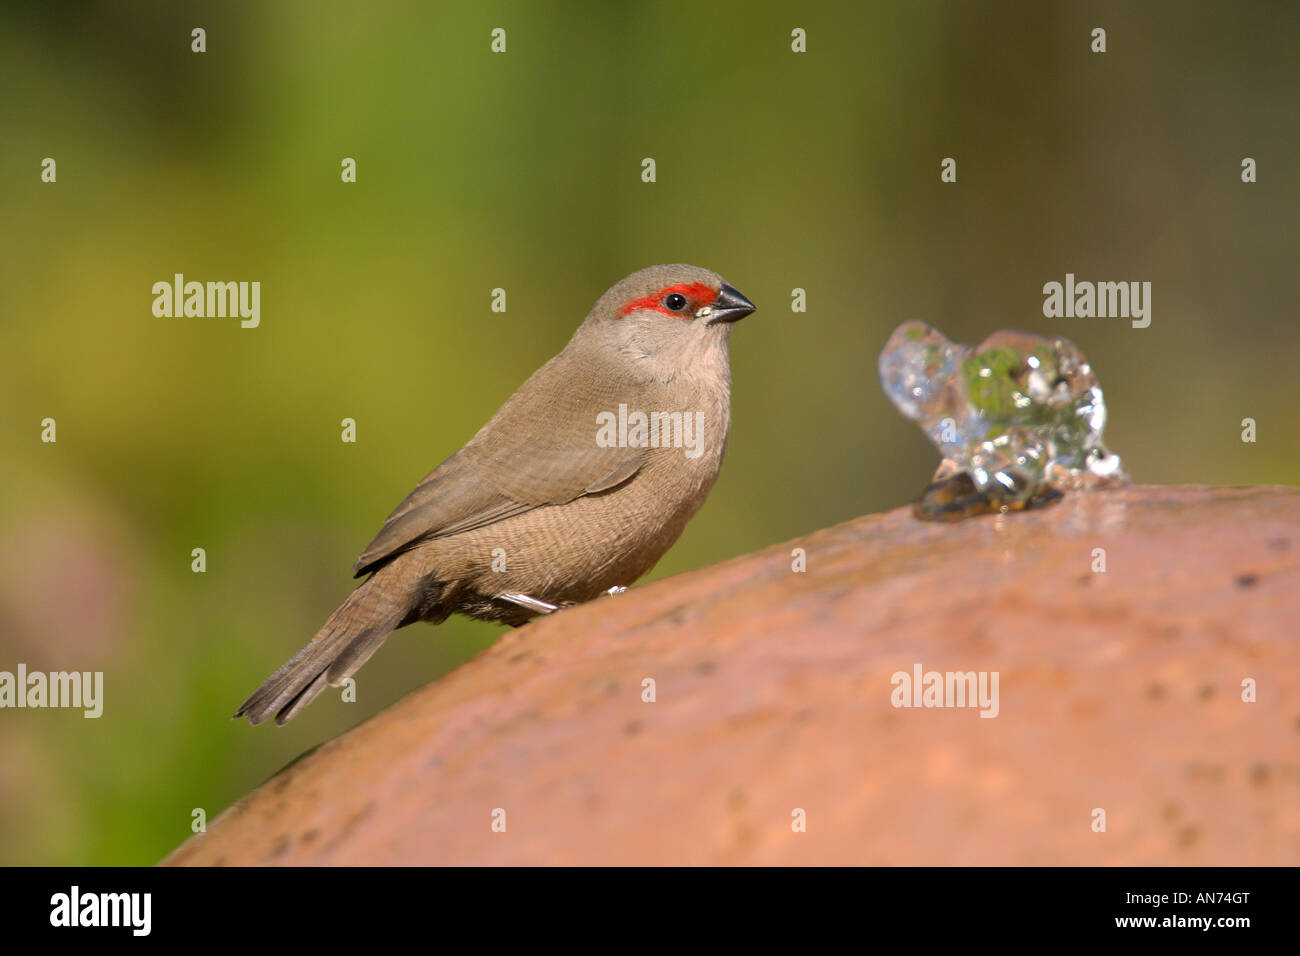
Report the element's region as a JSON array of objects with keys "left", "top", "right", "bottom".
[{"left": 235, "top": 264, "right": 755, "bottom": 725}]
